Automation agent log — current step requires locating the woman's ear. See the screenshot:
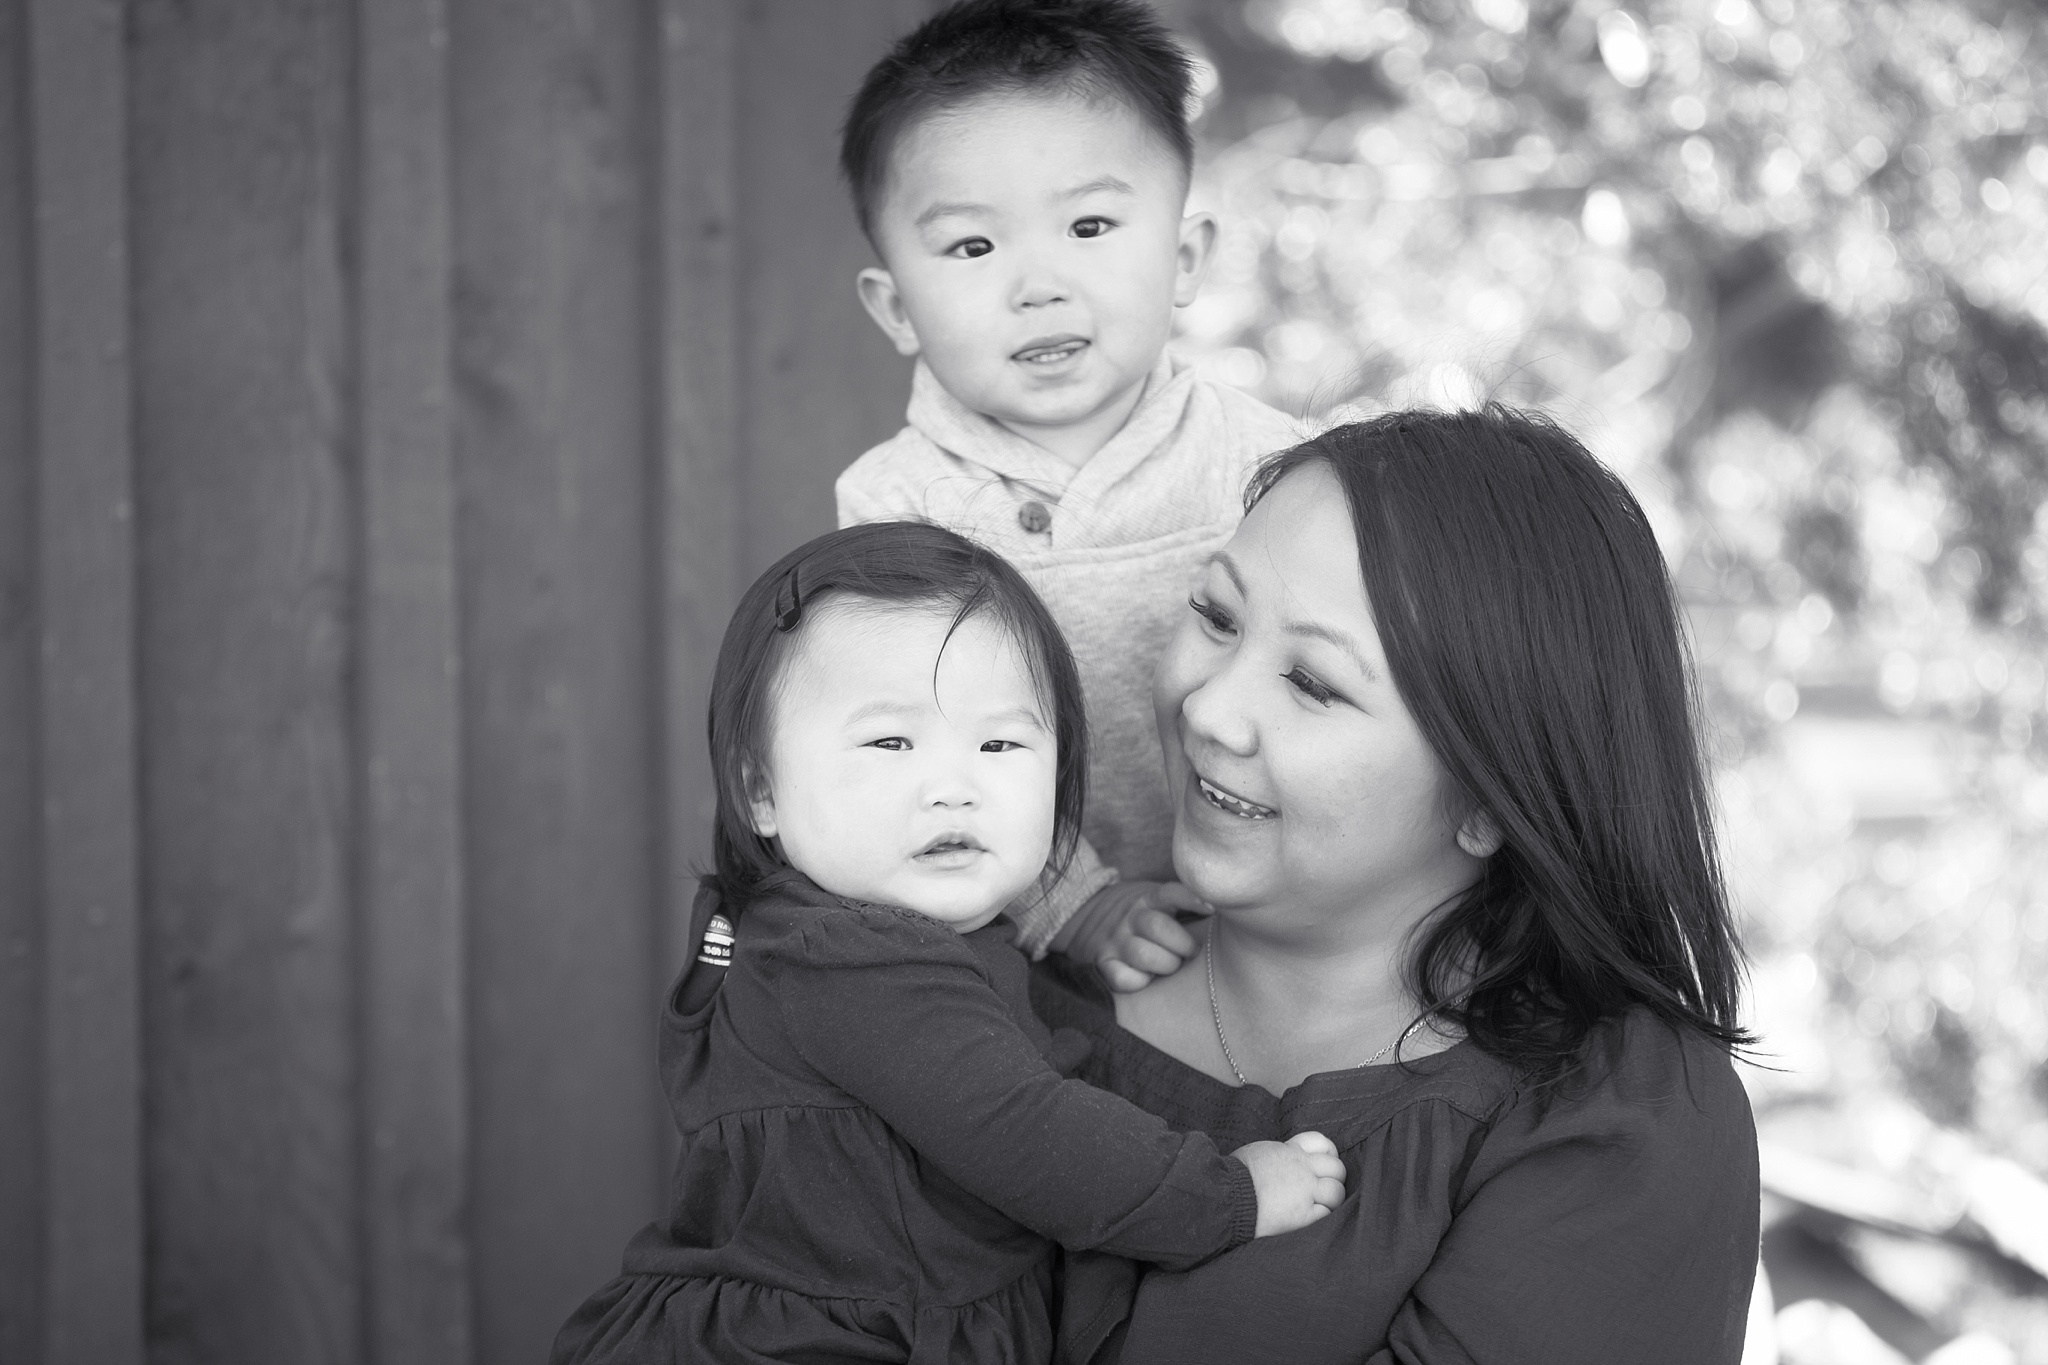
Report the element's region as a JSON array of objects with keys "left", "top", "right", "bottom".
[
  {"left": 743, "top": 761, "right": 779, "bottom": 839},
  {"left": 1456, "top": 808, "right": 1503, "bottom": 859},
  {"left": 856, "top": 267, "right": 923, "bottom": 357}
]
